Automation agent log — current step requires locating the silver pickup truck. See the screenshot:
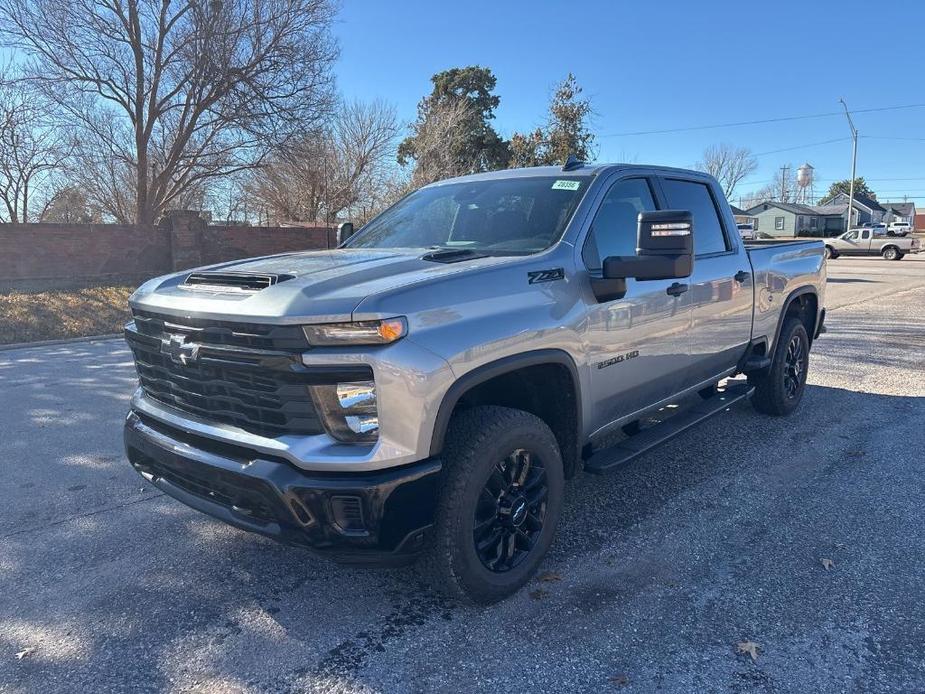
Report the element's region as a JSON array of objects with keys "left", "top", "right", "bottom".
[
  {"left": 825, "top": 227, "right": 922, "bottom": 260},
  {"left": 123, "top": 163, "right": 826, "bottom": 603}
]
